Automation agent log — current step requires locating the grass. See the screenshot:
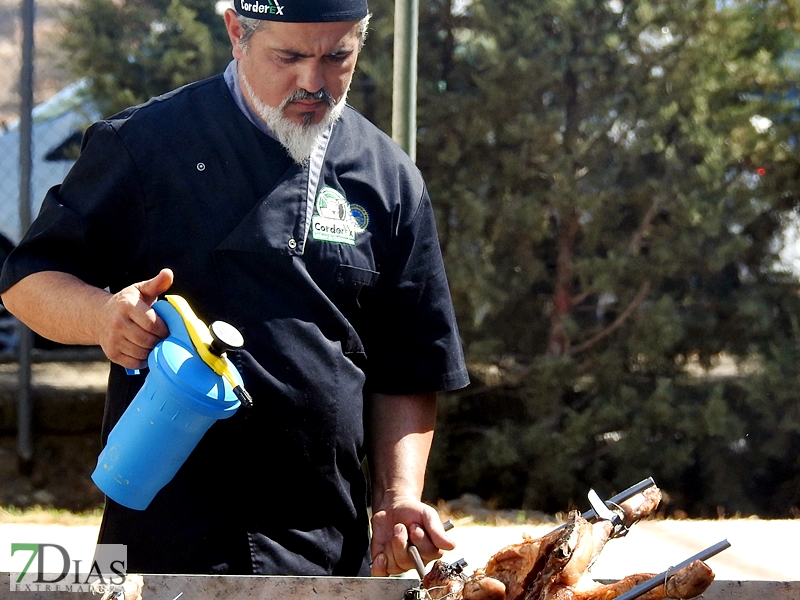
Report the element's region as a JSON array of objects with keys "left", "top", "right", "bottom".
[{"left": 0, "top": 505, "right": 103, "bottom": 526}]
